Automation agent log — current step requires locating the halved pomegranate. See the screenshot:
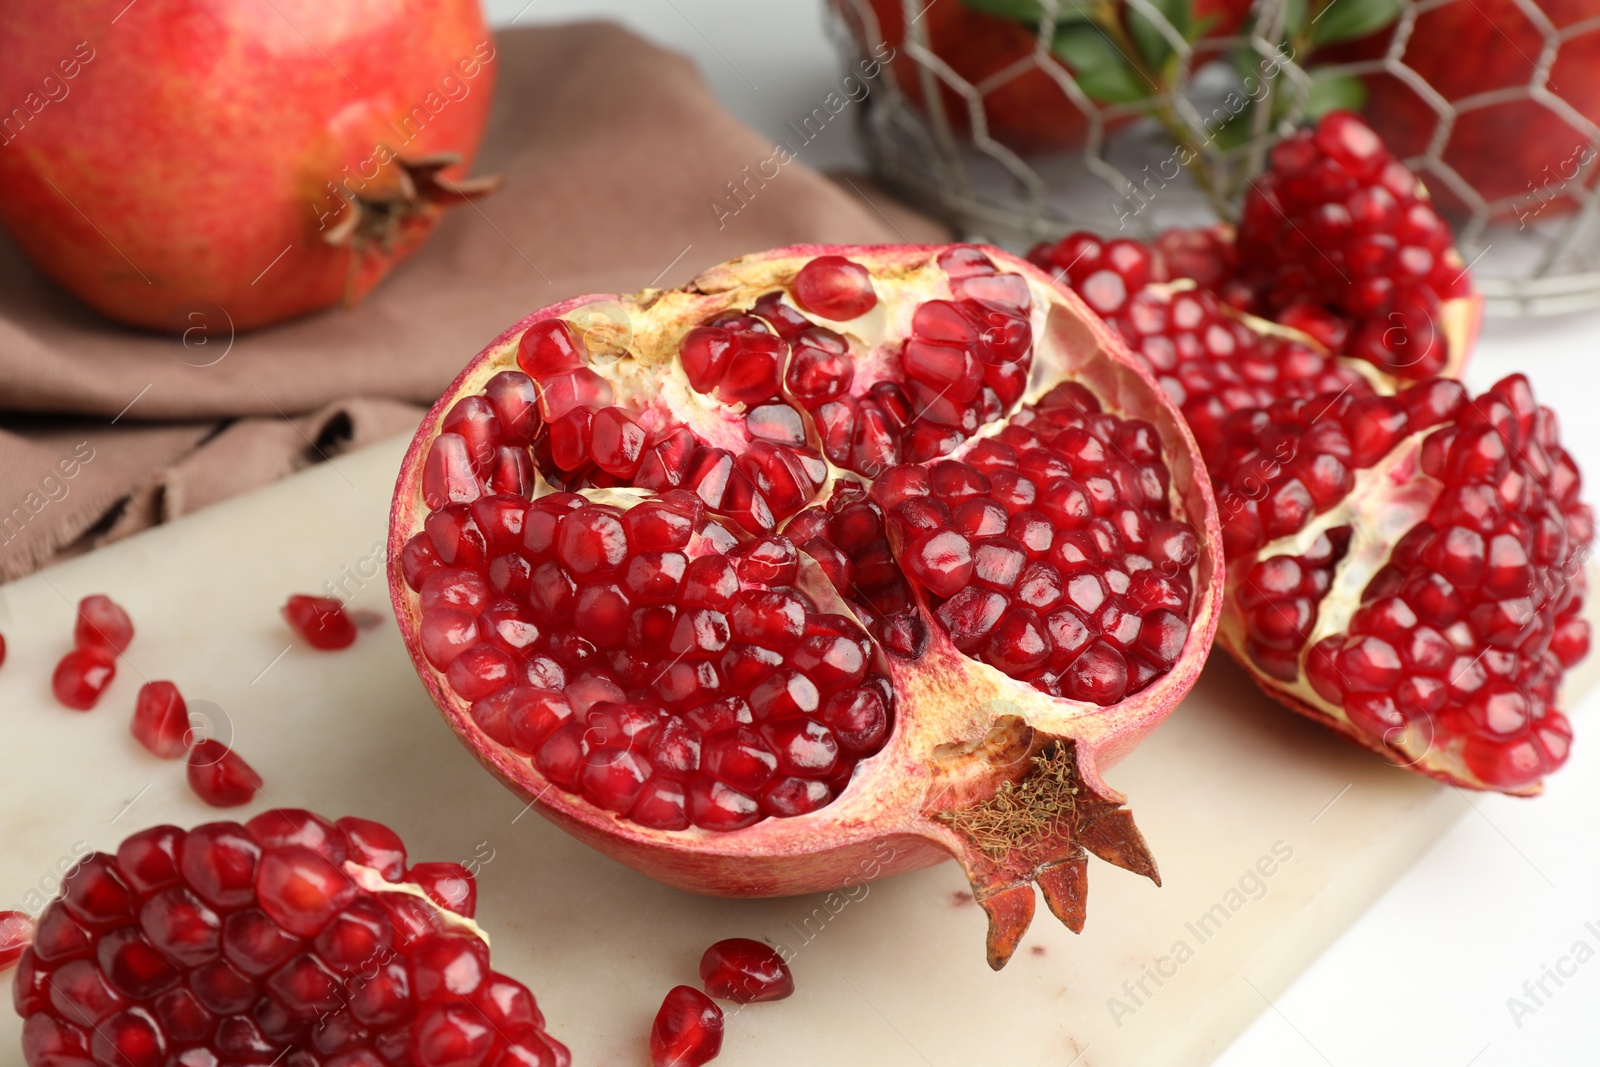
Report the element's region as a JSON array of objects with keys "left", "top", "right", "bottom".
[
  {"left": 390, "top": 245, "right": 1222, "bottom": 966},
  {"left": 1026, "top": 115, "right": 1590, "bottom": 795}
]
